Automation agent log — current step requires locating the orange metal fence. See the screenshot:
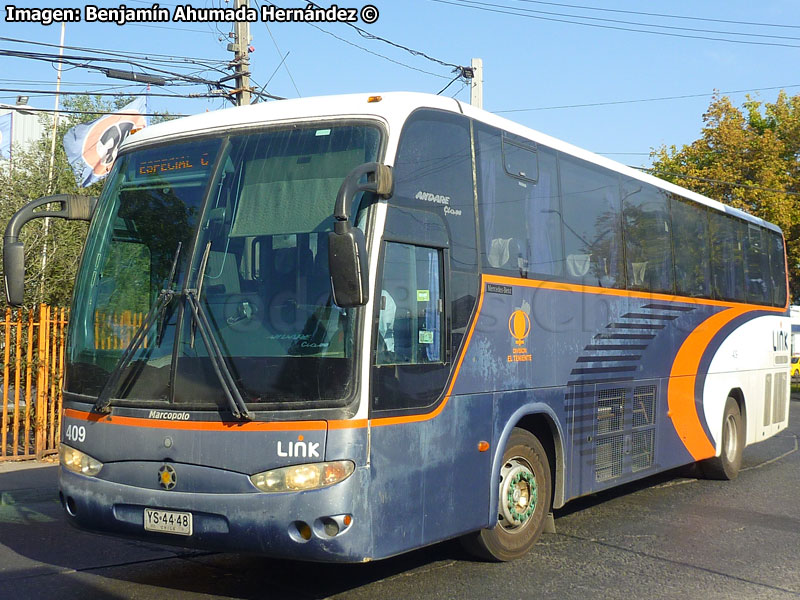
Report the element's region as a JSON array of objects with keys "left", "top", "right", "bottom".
[{"left": 0, "top": 305, "right": 68, "bottom": 461}]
